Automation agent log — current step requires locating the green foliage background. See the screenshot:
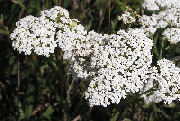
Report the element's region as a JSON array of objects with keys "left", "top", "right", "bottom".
[{"left": 0, "top": 0, "right": 180, "bottom": 121}]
